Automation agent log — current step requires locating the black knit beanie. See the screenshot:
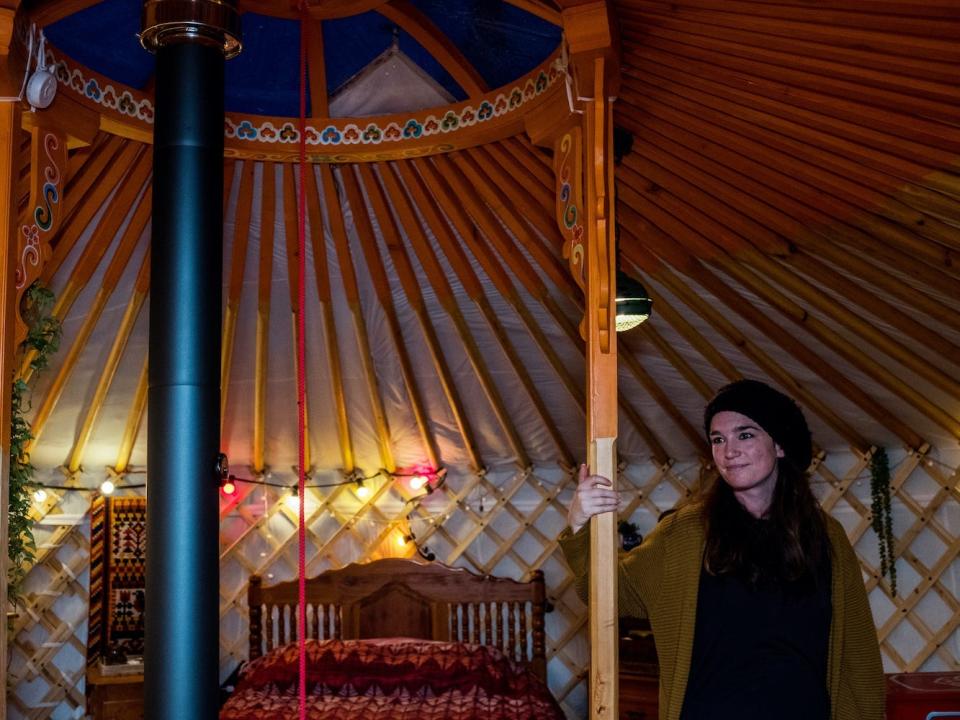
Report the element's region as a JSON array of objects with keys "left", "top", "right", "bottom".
[{"left": 703, "top": 379, "right": 813, "bottom": 472}]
